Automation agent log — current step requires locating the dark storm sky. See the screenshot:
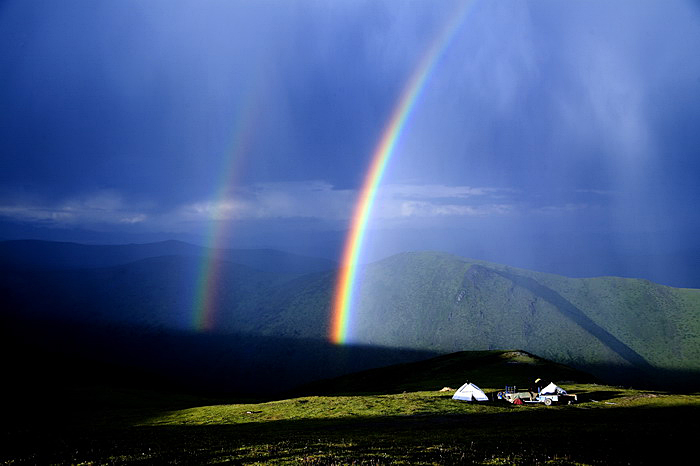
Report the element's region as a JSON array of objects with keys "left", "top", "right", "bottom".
[{"left": 1, "top": 0, "right": 699, "bottom": 284}]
